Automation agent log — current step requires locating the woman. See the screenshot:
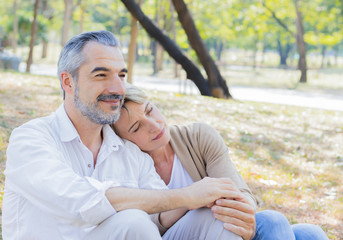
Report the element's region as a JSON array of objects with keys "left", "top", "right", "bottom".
[{"left": 112, "top": 83, "right": 328, "bottom": 240}]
